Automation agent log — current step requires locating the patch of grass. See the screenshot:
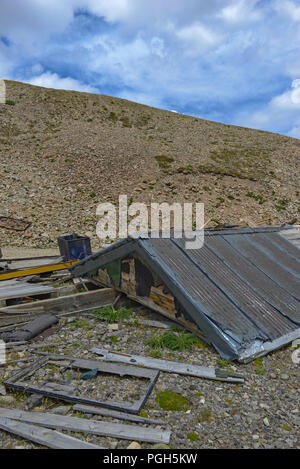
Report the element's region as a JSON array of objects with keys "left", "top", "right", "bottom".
[
  {"left": 275, "top": 205, "right": 286, "bottom": 212},
  {"left": 93, "top": 305, "right": 133, "bottom": 323},
  {"left": 216, "top": 358, "right": 232, "bottom": 368},
  {"left": 120, "top": 116, "right": 132, "bottom": 128},
  {"left": 156, "top": 391, "right": 190, "bottom": 411},
  {"left": 254, "top": 356, "right": 265, "bottom": 375},
  {"left": 108, "top": 111, "right": 118, "bottom": 123},
  {"left": 70, "top": 319, "right": 89, "bottom": 329},
  {"left": 246, "top": 191, "right": 265, "bottom": 204},
  {"left": 187, "top": 432, "right": 199, "bottom": 441},
  {"left": 176, "top": 165, "right": 194, "bottom": 174},
  {"left": 5, "top": 100, "right": 15, "bottom": 105},
  {"left": 155, "top": 154, "right": 174, "bottom": 171},
  {"left": 283, "top": 424, "right": 292, "bottom": 431},
  {"left": 145, "top": 331, "right": 202, "bottom": 352},
  {"left": 198, "top": 409, "right": 216, "bottom": 422}
]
